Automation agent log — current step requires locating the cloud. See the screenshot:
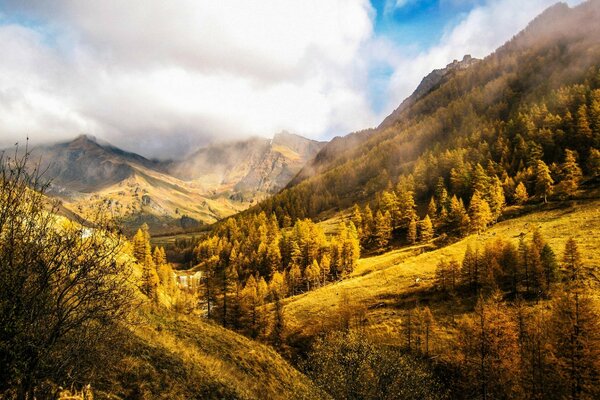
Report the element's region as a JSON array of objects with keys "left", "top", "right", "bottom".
[
  {"left": 0, "top": 0, "right": 378, "bottom": 157},
  {"left": 0, "top": 0, "right": 587, "bottom": 158}
]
